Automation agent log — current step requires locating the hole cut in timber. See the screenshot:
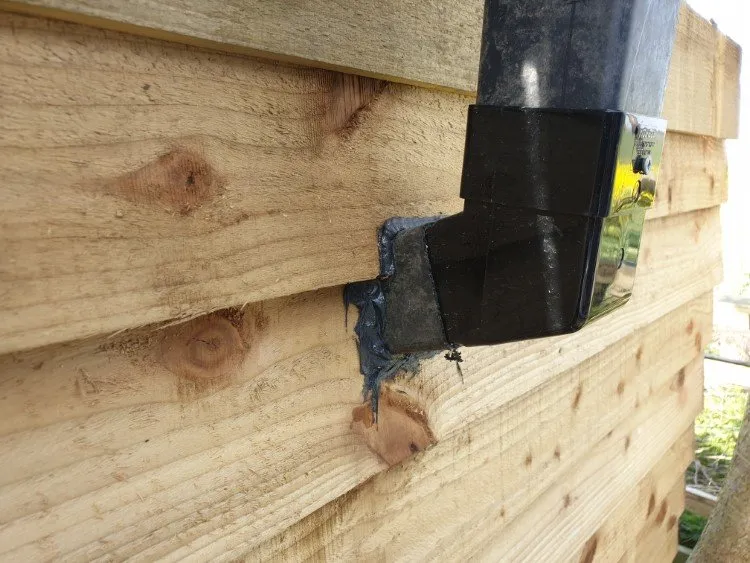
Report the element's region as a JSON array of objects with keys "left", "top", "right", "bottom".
[{"left": 351, "top": 384, "right": 436, "bottom": 466}]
